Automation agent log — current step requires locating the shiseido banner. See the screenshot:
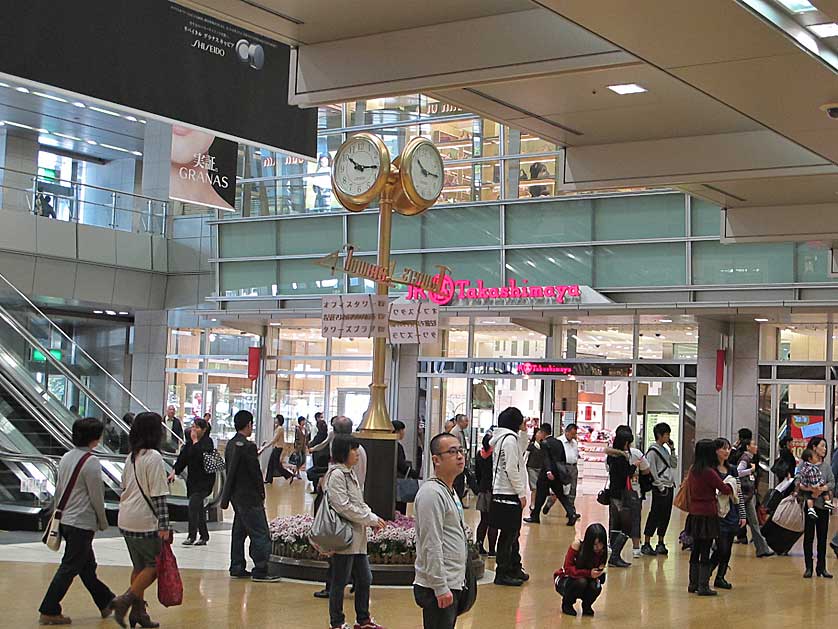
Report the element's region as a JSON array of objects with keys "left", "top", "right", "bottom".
[
  {"left": 170, "top": 126, "right": 237, "bottom": 210},
  {"left": 0, "top": 1, "right": 316, "bottom": 158}
]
